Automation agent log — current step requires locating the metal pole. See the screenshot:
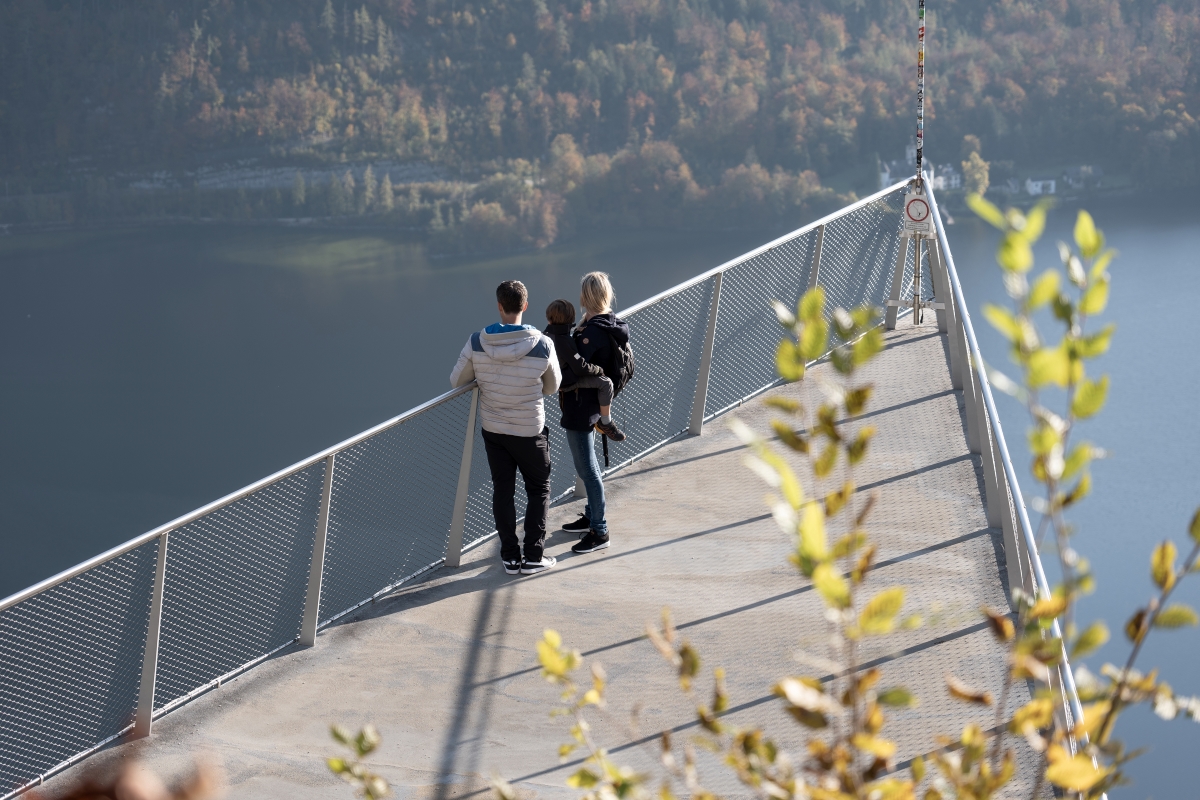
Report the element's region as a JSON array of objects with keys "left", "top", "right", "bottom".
[
  {"left": 807, "top": 225, "right": 825, "bottom": 291},
  {"left": 300, "top": 454, "right": 336, "bottom": 645},
  {"left": 445, "top": 388, "right": 480, "bottom": 568},
  {"left": 928, "top": 238, "right": 962, "bottom": 384},
  {"left": 885, "top": 234, "right": 910, "bottom": 330},
  {"left": 913, "top": 237, "right": 924, "bottom": 325},
  {"left": 974, "top": 372, "right": 1004, "bottom": 529},
  {"left": 134, "top": 532, "right": 169, "bottom": 738},
  {"left": 689, "top": 273, "right": 723, "bottom": 436}
]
